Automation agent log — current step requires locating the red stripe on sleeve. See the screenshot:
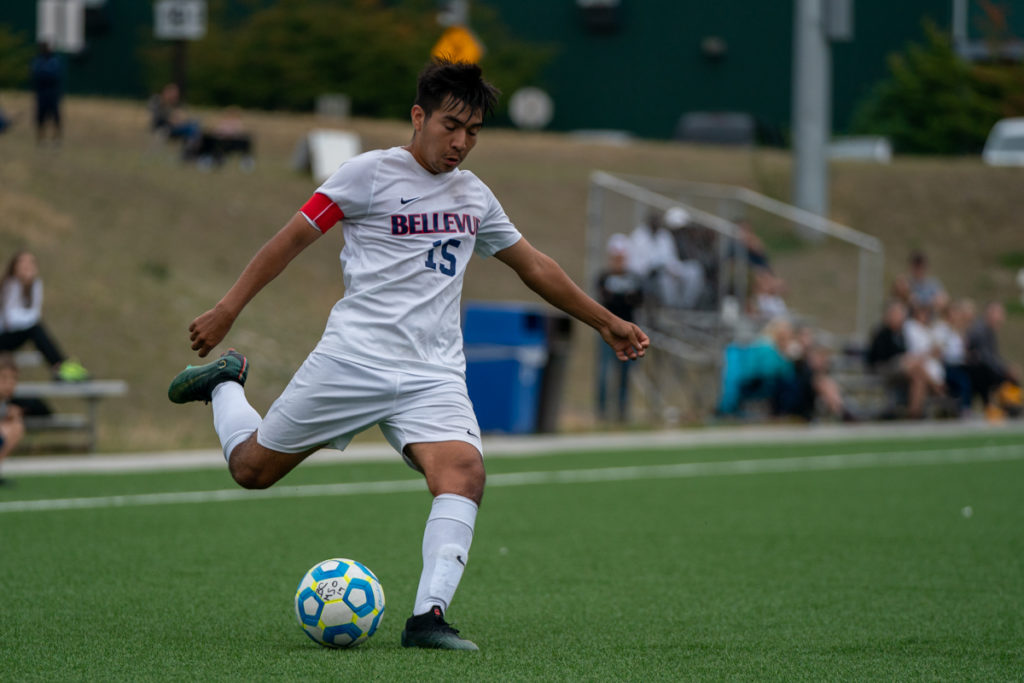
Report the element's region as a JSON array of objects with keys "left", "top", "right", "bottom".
[{"left": 300, "top": 192, "right": 344, "bottom": 233}]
